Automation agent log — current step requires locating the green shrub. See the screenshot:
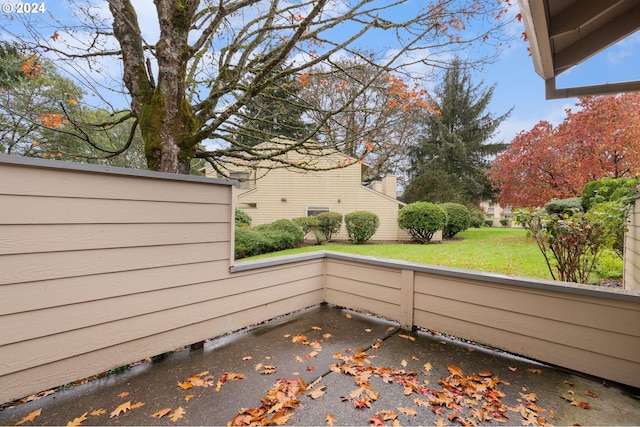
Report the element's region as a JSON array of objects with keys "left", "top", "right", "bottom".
[
  {"left": 316, "top": 212, "right": 342, "bottom": 241},
  {"left": 499, "top": 218, "right": 510, "bottom": 227},
  {"left": 293, "top": 217, "right": 319, "bottom": 235},
  {"left": 344, "top": 211, "right": 379, "bottom": 244},
  {"left": 581, "top": 176, "right": 639, "bottom": 211},
  {"left": 469, "top": 209, "right": 485, "bottom": 228},
  {"left": 484, "top": 220, "right": 493, "bottom": 227},
  {"left": 441, "top": 203, "right": 471, "bottom": 238},
  {"left": 235, "top": 219, "right": 304, "bottom": 259},
  {"left": 398, "top": 202, "right": 447, "bottom": 243},
  {"left": 235, "top": 209, "right": 251, "bottom": 227},
  {"left": 544, "top": 197, "right": 583, "bottom": 215},
  {"left": 595, "top": 249, "right": 623, "bottom": 280}
]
